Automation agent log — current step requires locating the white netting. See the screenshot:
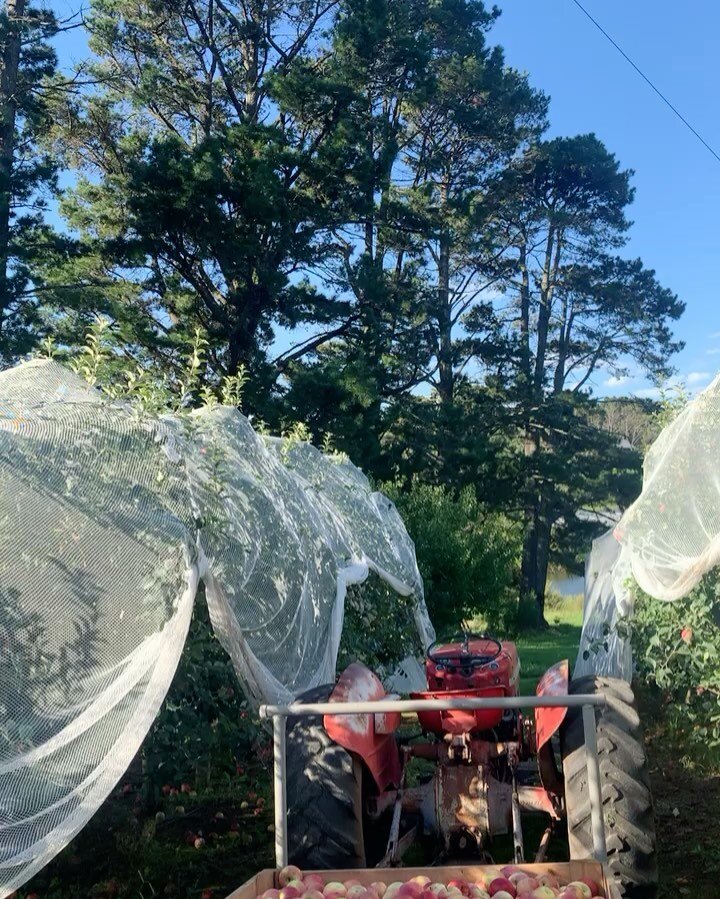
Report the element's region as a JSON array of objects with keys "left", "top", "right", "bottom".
[
  {"left": 615, "top": 373, "right": 720, "bottom": 601},
  {"left": 576, "top": 373, "right": 720, "bottom": 680},
  {"left": 0, "top": 359, "right": 433, "bottom": 898},
  {"left": 574, "top": 531, "right": 633, "bottom": 680}
]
